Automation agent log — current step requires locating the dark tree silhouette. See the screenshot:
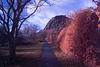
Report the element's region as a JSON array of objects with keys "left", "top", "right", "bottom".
[
  {"left": 0, "top": 25, "right": 7, "bottom": 46},
  {"left": 0, "top": 0, "right": 50, "bottom": 58}
]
